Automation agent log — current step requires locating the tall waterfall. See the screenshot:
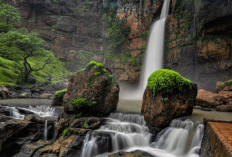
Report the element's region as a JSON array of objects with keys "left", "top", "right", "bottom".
[
  {"left": 120, "top": 0, "right": 171, "bottom": 100},
  {"left": 81, "top": 113, "right": 204, "bottom": 157}
]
